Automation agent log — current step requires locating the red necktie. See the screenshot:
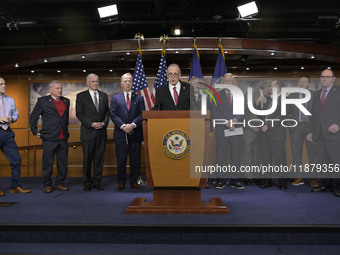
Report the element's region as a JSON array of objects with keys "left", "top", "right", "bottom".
[
  {"left": 320, "top": 89, "right": 327, "bottom": 107},
  {"left": 173, "top": 86, "right": 178, "bottom": 106},
  {"left": 126, "top": 93, "right": 130, "bottom": 110}
]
